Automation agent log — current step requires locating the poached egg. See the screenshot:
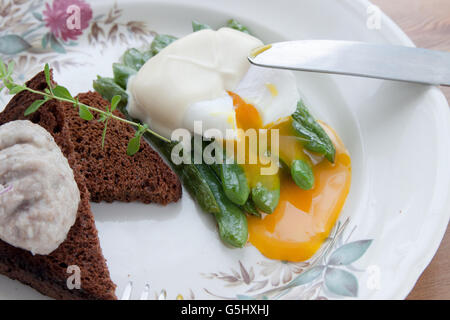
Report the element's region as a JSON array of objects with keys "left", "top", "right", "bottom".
[
  {"left": 127, "top": 28, "right": 299, "bottom": 139},
  {"left": 127, "top": 27, "right": 351, "bottom": 262}
]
